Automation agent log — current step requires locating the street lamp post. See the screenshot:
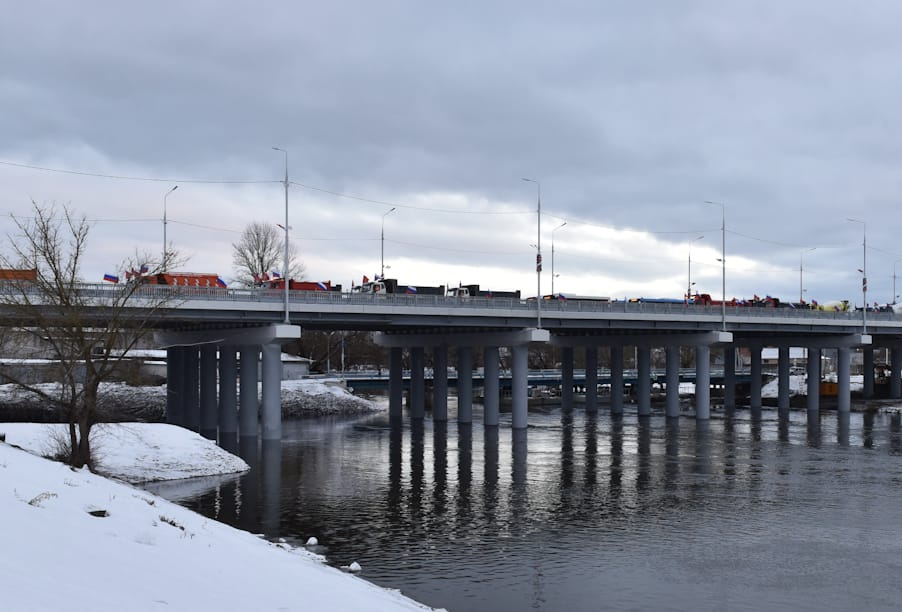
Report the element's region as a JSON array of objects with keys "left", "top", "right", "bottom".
[
  {"left": 273, "top": 147, "right": 290, "bottom": 324},
  {"left": 799, "top": 247, "right": 816, "bottom": 304},
  {"left": 162, "top": 185, "right": 178, "bottom": 272},
  {"left": 847, "top": 217, "right": 867, "bottom": 334},
  {"left": 893, "top": 257, "right": 902, "bottom": 305},
  {"left": 381, "top": 207, "right": 395, "bottom": 279},
  {"left": 551, "top": 221, "right": 566, "bottom": 296},
  {"left": 704, "top": 201, "right": 726, "bottom": 331},
  {"left": 522, "top": 178, "right": 542, "bottom": 329},
  {"left": 687, "top": 235, "right": 704, "bottom": 305}
]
